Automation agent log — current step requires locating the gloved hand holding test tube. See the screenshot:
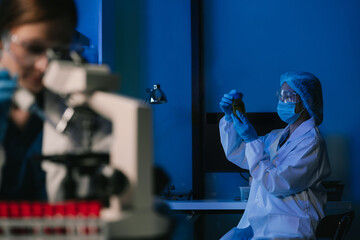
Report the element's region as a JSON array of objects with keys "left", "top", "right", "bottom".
[{"left": 220, "top": 89, "right": 245, "bottom": 122}]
